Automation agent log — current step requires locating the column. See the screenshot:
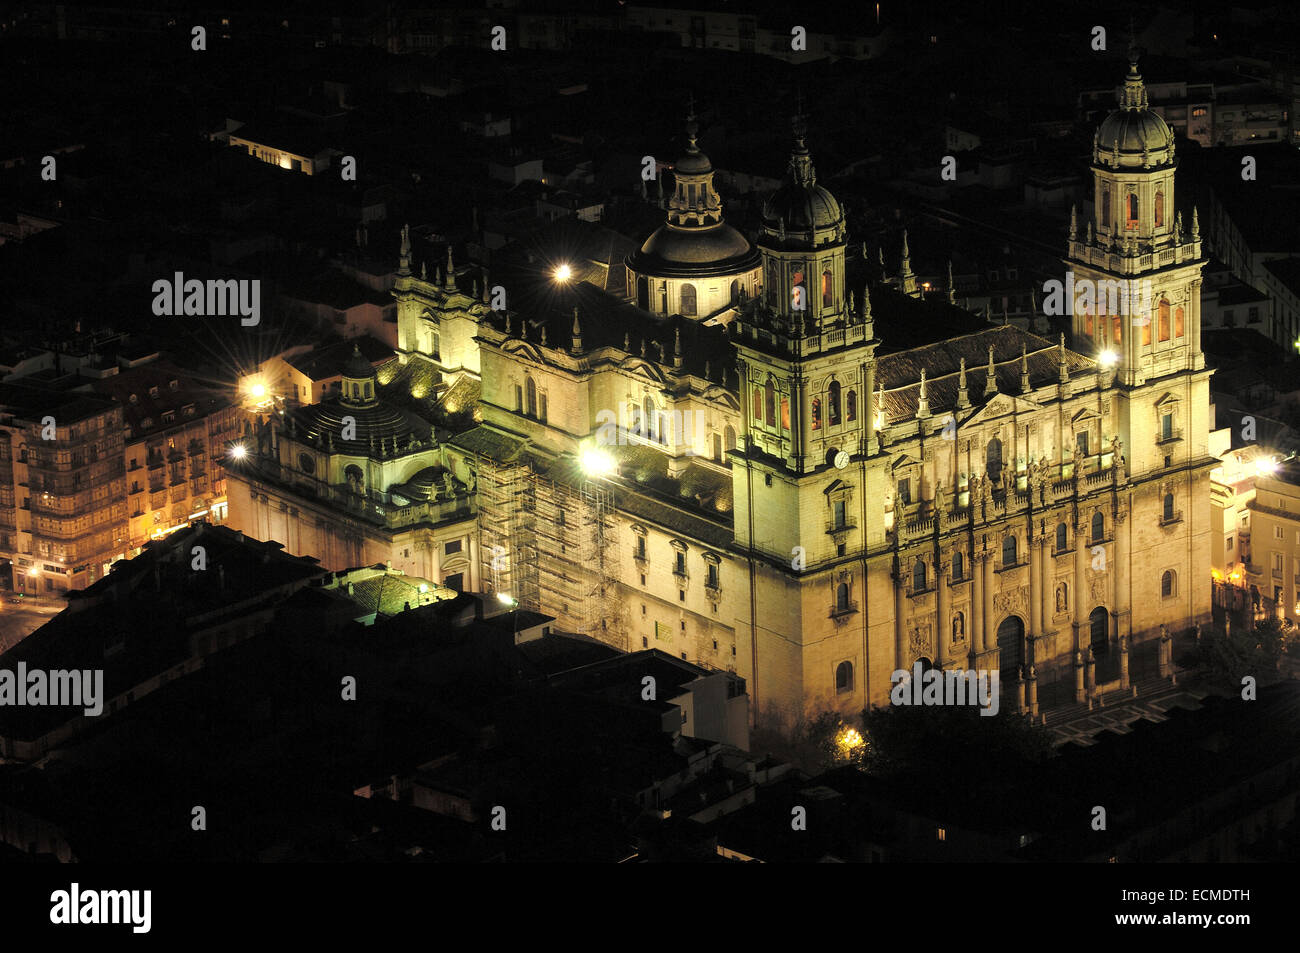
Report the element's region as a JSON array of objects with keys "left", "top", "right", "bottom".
[
  {"left": 1040, "top": 535, "right": 1053, "bottom": 634},
  {"left": 1029, "top": 531, "right": 1042, "bottom": 638},
  {"left": 937, "top": 556, "right": 951, "bottom": 668},
  {"left": 972, "top": 548, "right": 985, "bottom": 660},
  {"left": 894, "top": 569, "right": 907, "bottom": 672},
  {"left": 982, "top": 550, "right": 995, "bottom": 656},
  {"left": 864, "top": 363, "right": 876, "bottom": 454},
  {"left": 1112, "top": 508, "right": 1126, "bottom": 643},
  {"left": 1073, "top": 528, "right": 1087, "bottom": 655}
]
